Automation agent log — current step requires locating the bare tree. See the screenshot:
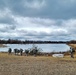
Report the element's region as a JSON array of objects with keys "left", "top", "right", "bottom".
[{"left": 29, "top": 44, "right": 42, "bottom": 56}]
